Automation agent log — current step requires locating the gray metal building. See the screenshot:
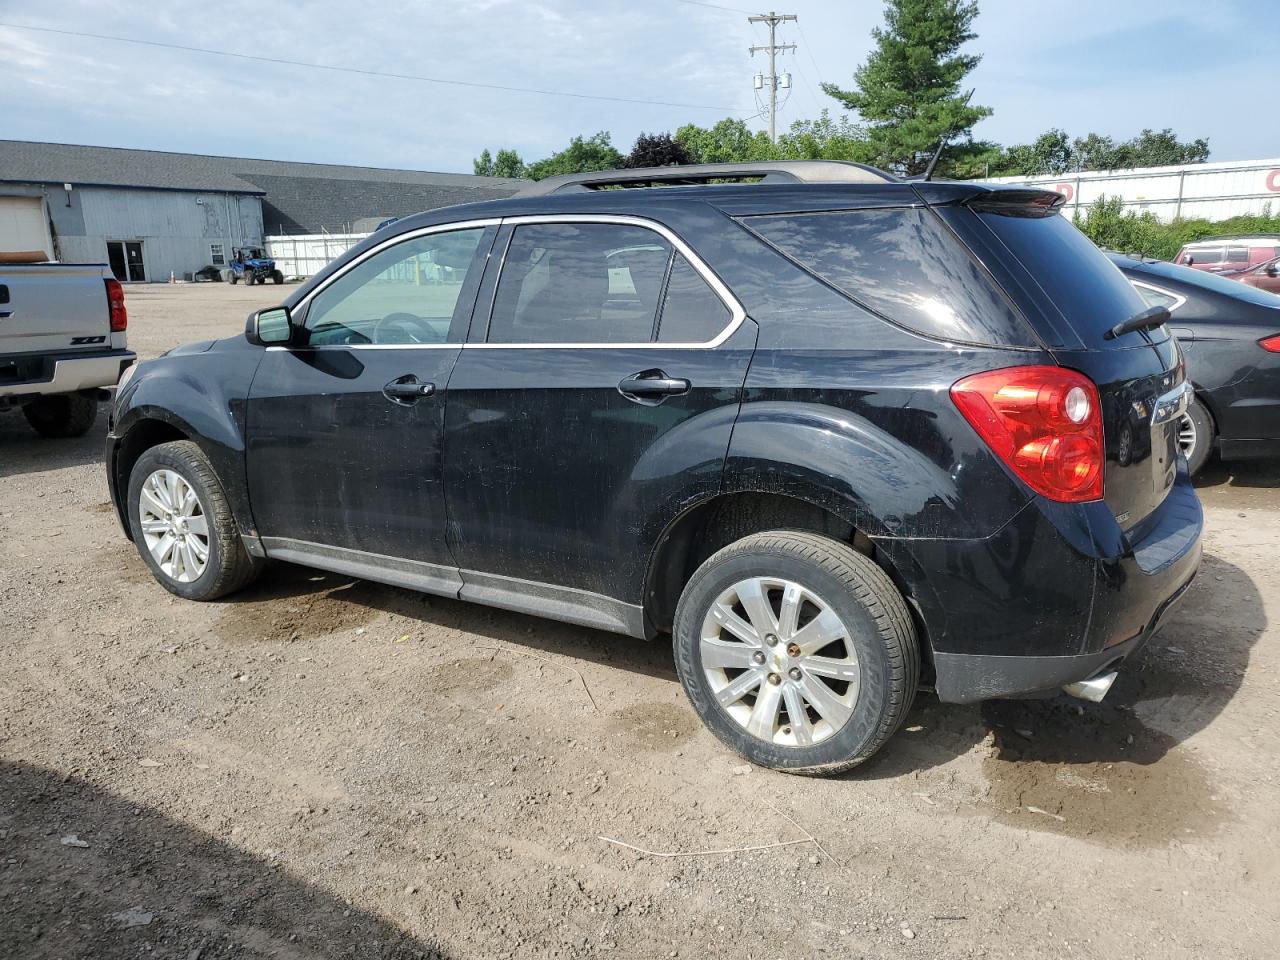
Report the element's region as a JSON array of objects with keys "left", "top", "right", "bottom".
[{"left": 0, "top": 140, "right": 524, "bottom": 282}]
